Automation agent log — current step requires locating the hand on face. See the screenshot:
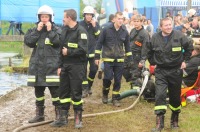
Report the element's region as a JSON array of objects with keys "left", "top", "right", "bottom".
[
  {"left": 46, "top": 22, "right": 52, "bottom": 31},
  {"left": 37, "top": 22, "right": 44, "bottom": 31}
]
